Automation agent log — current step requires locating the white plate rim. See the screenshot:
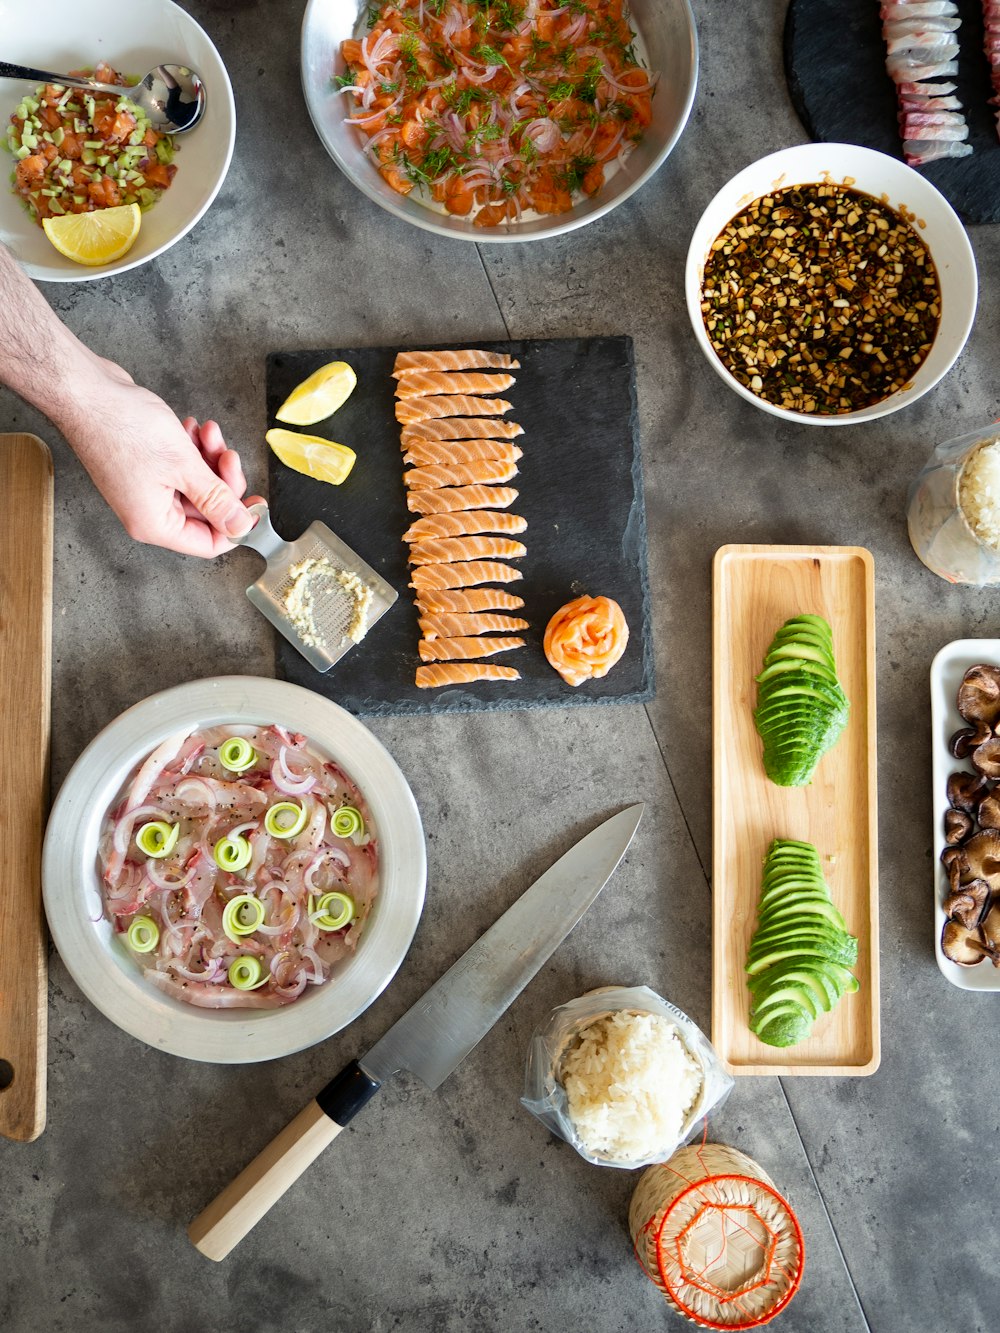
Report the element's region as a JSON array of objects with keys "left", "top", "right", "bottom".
[
  {"left": 930, "top": 639, "right": 1000, "bottom": 990},
  {"left": 42, "top": 676, "right": 426, "bottom": 1061}
]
